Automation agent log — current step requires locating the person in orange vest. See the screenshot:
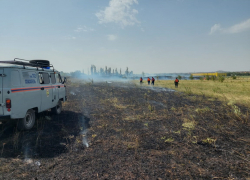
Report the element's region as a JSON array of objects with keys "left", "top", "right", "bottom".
[
  {"left": 140, "top": 77, "right": 143, "bottom": 84},
  {"left": 151, "top": 77, "right": 155, "bottom": 85},
  {"left": 147, "top": 77, "right": 150, "bottom": 85},
  {"left": 174, "top": 77, "right": 179, "bottom": 88}
]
